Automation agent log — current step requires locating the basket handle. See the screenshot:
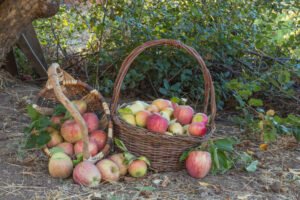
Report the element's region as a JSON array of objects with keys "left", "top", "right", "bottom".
[
  {"left": 110, "top": 39, "right": 216, "bottom": 130},
  {"left": 48, "top": 63, "right": 91, "bottom": 160}
]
